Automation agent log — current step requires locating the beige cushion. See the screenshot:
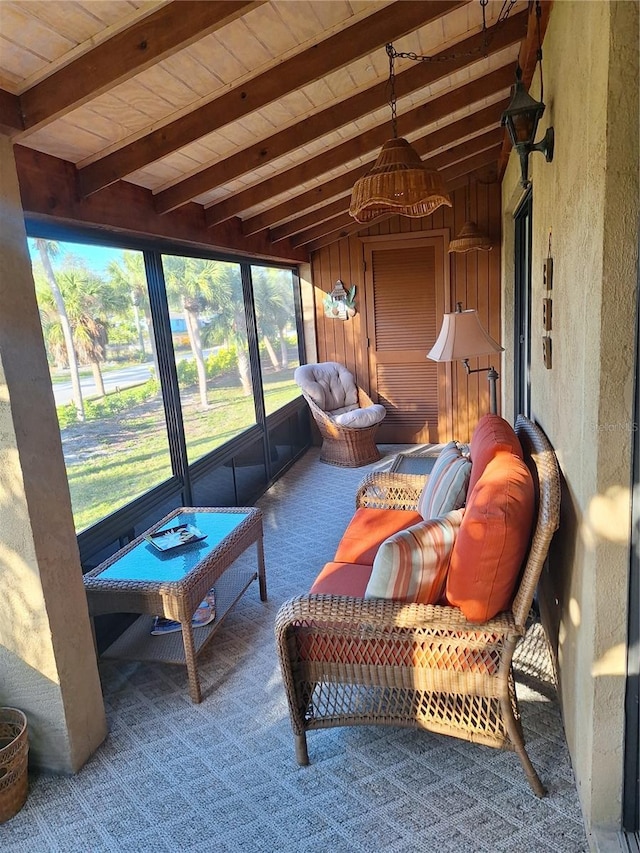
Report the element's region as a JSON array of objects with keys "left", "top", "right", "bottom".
[
  {"left": 417, "top": 441, "right": 471, "bottom": 520},
  {"left": 333, "top": 405, "right": 386, "bottom": 428},
  {"left": 364, "top": 509, "right": 464, "bottom": 604},
  {"left": 294, "top": 362, "right": 358, "bottom": 411}
]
